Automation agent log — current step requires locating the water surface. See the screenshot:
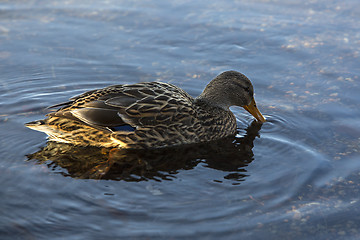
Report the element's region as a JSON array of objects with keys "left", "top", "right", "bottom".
[{"left": 1, "top": 0, "right": 360, "bottom": 239}]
